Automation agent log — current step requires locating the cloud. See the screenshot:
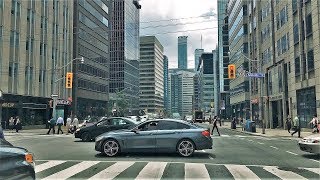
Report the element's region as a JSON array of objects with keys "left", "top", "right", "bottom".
[{"left": 140, "top": 0, "right": 218, "bottom": 69}]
